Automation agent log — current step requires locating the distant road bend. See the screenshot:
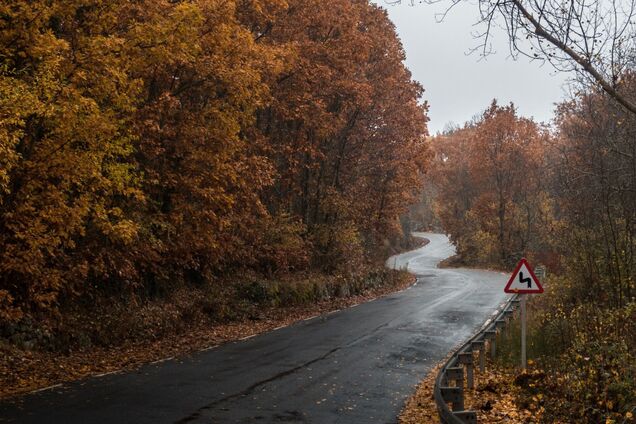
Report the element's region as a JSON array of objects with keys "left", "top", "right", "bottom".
[{"left": 1, "top": 233, "right": 509, "bottom": 424}]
